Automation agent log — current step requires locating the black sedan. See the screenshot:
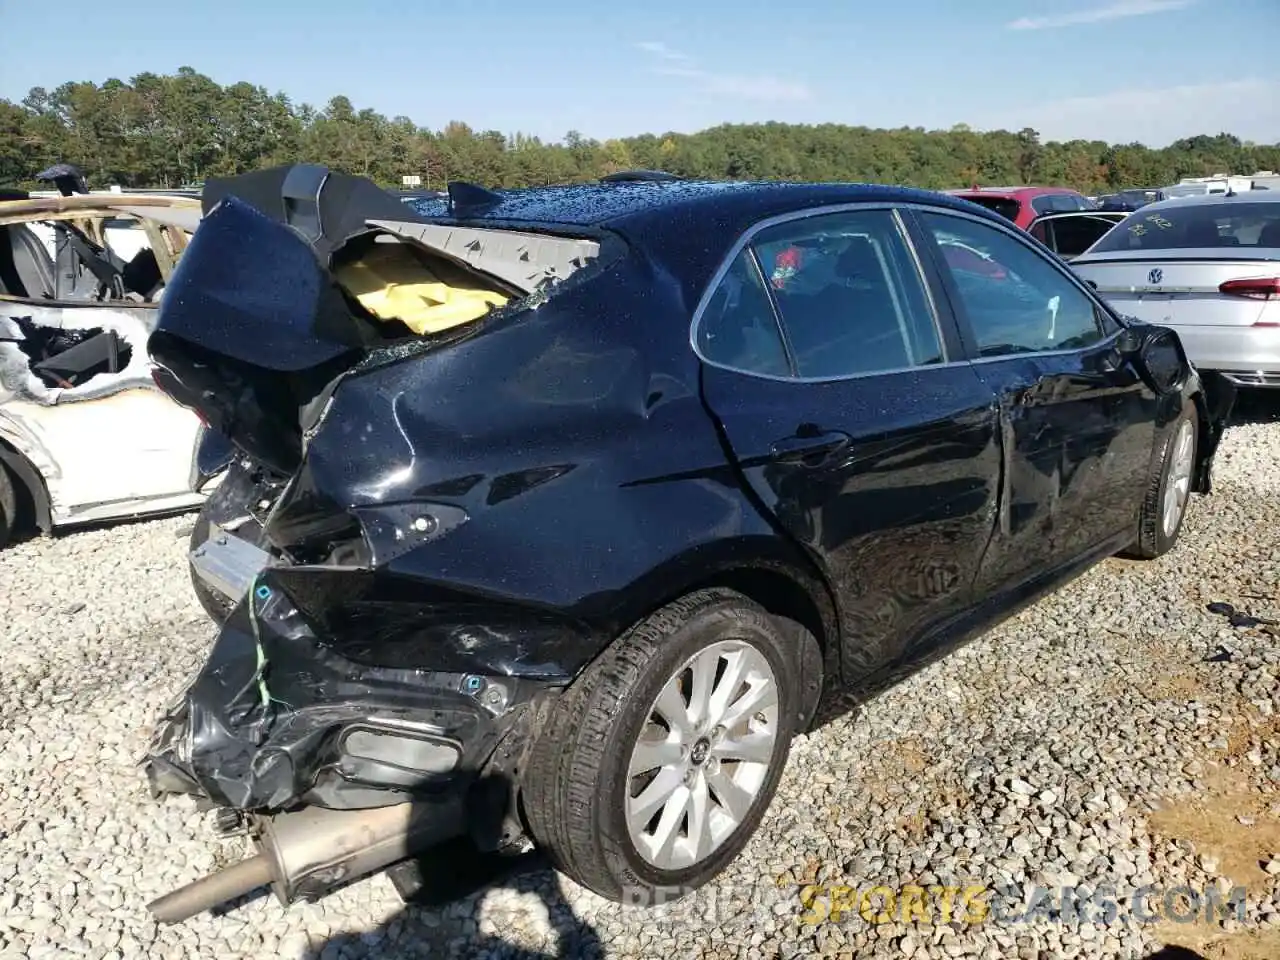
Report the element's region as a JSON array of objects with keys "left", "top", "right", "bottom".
[{"left": 141, "top": 166, "right": 1234, "bottom": 922}]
